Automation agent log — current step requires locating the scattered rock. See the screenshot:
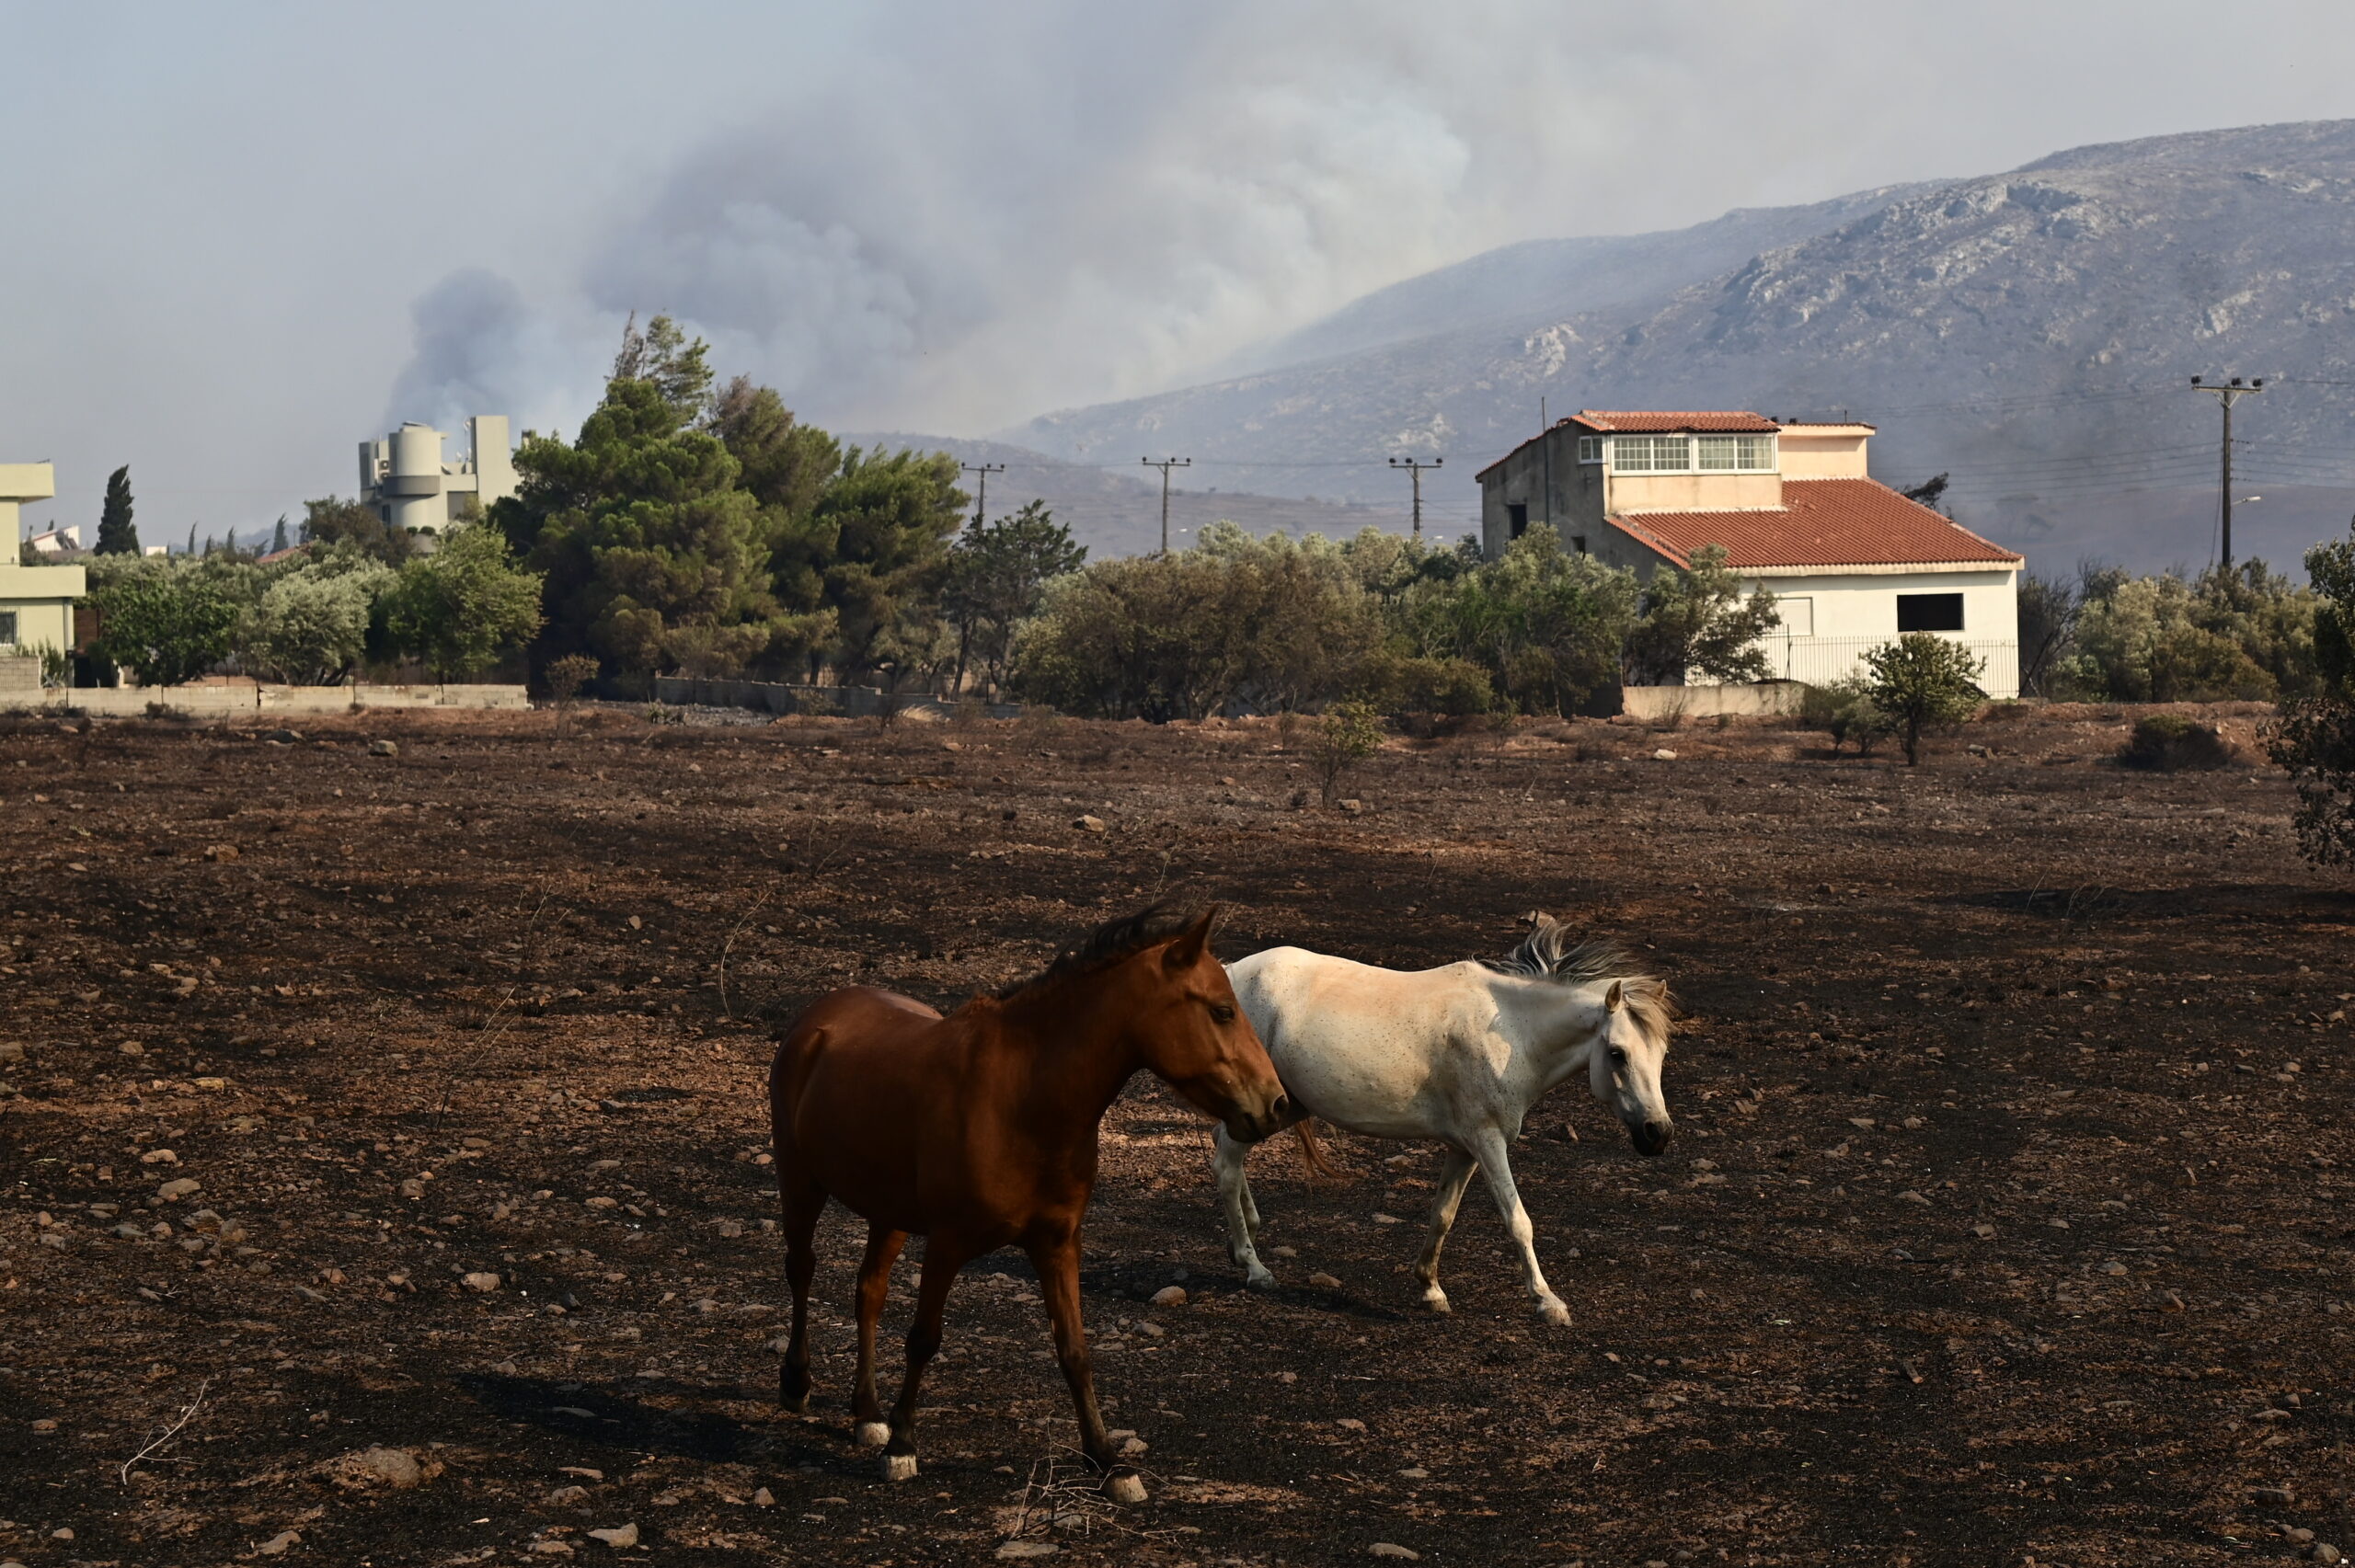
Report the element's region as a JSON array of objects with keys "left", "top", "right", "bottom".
[
  {"left": 586, "top": 1524, "right": 639, "bottom": 1548},
  {"left": 1119, "top": 1436, "right": 1149, "bottom": 1457},
  {"left": 0, "top": 1042, "right": 23, "bottom": 1063},
  {"left": 1308, "top": 1273, "right": 1342, "bottom": 1290},
  {"left": 1652, "top": 750, "right": 1678, "bottom": 761},
  {"left": 2100, "top": 1261, "right": 2129, "bottom": 1276},
  {"left": 203, "top": 842, "right": 240, "bottom": 862},
  {"left": 1372, "top": 1212, "right": 1401, "bottom": 1225},
  {"left": 2314, "top": 1543, "right": 2342, "bottom": 1563},
  {"left": 2252, "top": 1485, "right": 2295, "bottom": 1505},
  {"left": 1369, "top": 1545, "right": 1421, "bottom": 1561},
  {"left": 369, "top": 738, "right": 398, "bottom": 757},
  {"left": 1971, "top": 1223, "right": 1996, "bottom": 1239},
  {"left": 1075, "top": 814, "right": 1107, "bottom": 833},
  {"left": 547, "top": 1484, "right": 591, "bottom": 1506},
  {"left": 1150, "top": 1286, "right": 1188, "bottom": 1307},
  {"left": 751, "top": 1487, "right": 775, "bottom": 1506},
  {"left": 1338, "top": 798, "right": 1364, "bottom": 814},
  {"left": 996, "top": 1544, "right": 1060, "bottom": 1560},
  {"left": 558, "top": 1467, "right": 605, "bottom": 1481},
  {"left": 265, "top": 728, "right": 304, "bottom": 744},
  {"left": 1269, "top": 1245, "right": 1298, "bottom": 1259},
  {"left": 1336, "top": 1417, "right": 1367, "bottom": 1433},
  {"left": 156, "top": 1177, "right": 201, "bottom": 1201},
  {"left": 29, "top": 1418, "right": 59, "bottom": 1433},
  {"left": 257, "top": 1529, "right": 301, "bottom": 1556},
  {"left": 119, "top": 1040, "right": 144, "bottom": 1056},
  {"left": 461, "top": 1272, "right": 502, "bottom": 1293},
  {"left": 529, "top": 1543, "right": 576, "bottom": 1558}
]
